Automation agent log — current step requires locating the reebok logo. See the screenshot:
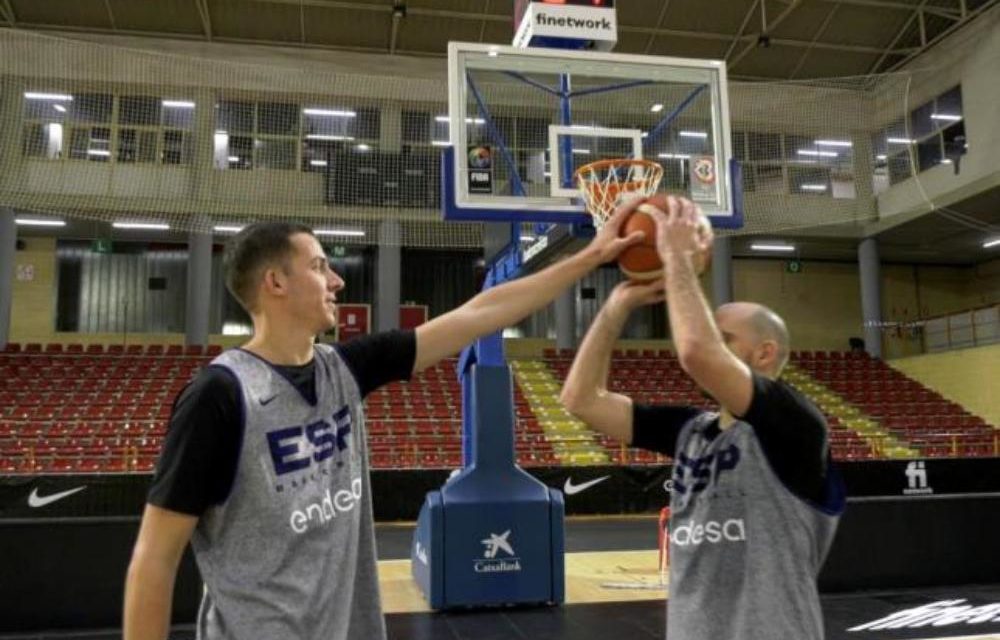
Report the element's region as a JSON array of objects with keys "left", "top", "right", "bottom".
[
  {"left": 536, "top": 13, "right": 613, "bottom": 30},
  {"left": 563, "top": 475, "right": 609, "bottom": 495},
  {"left": 848, "top": 599, "right": 1000, "bottom": 631},
  {"left": 903, "top": 460, "right": 933, "bottom": 495},
  {"left": 28, "top": 486, "right": 86, "bottom": 508},
  {"left": 671, "top": 518, "right": 746, "bottom": 547}
]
